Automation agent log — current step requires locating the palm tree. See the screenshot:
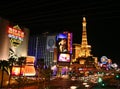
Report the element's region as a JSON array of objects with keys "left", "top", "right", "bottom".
[
  {"left": 17, "top": 57, "right": 26, "bottom": 76},
  {"left": 7, "top": 57, "right": 16, "bottom": 87},
  {"left": 15, "top": 57, "right": 26, "bottom": 88},
  {"left": 43, "top": 66, "right": 52, "bottom": 88},
  {"left": 0, "top": 60, "right": 9, "bottom": 88},
  {"left": 35, "top": 58, "right": 45, "bottom": 88}
]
